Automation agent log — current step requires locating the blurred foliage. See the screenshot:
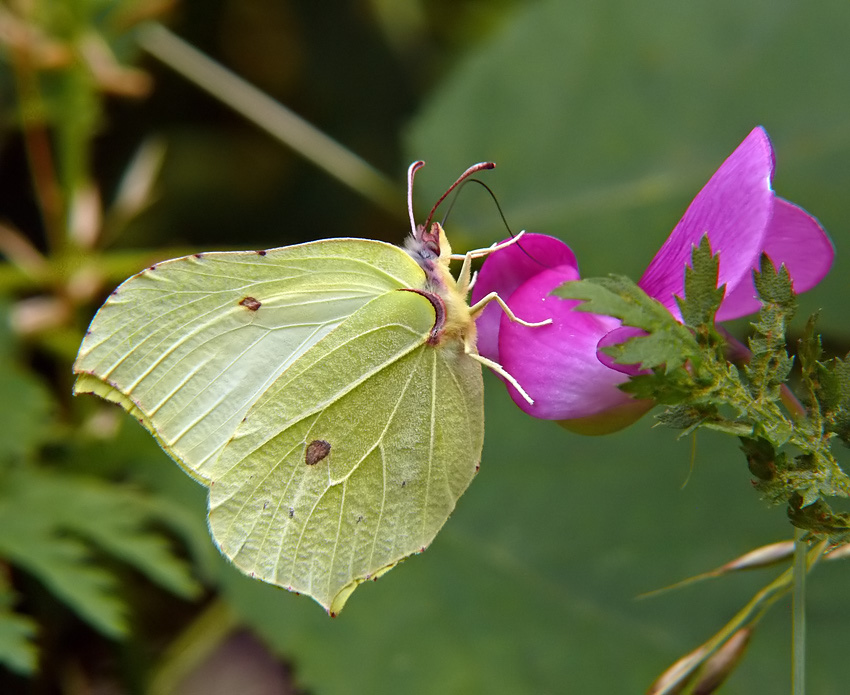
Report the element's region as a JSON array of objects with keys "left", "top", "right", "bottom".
[{"left": 0, "top": 0, "right": 849, "bottom": 693}]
